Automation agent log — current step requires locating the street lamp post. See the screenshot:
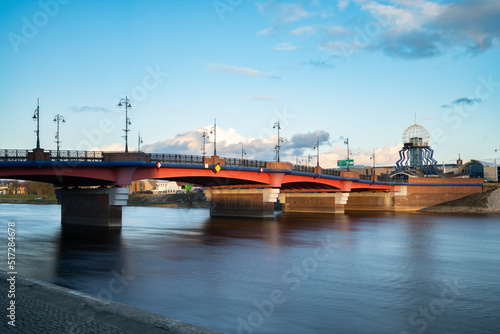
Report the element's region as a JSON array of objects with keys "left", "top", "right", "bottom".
[
  {"left": 118, "top": 97, "right": 132, "bottom": 153},
  {"left": 32, "top": 98, "right": 40, "bottom": 149},
  {"left": 53, "top": 114, "right": 65, "bottom": 160},
  {"left": 210, "top": 118, "right": 217, "bottom": 156},
  {"left": 344, "top": 137, "right": 350, "bottom": 171},
  {"left": 138, "top": 131, "right": 143, "bottom": 152},
  {"left": 201, "top": 131, "right": 209, "bottom": 157},
  {"left": 273, "top": 121, "right": 283, "bottom": 162},
  {"left": 370, "top": 151, "right": 376, "bottom": 176},
  {"left": 241, "top": 143, "right": 246, "bottom": 160},
  {"left": 313, "top": 137, "right": 320, "bottom": 167},
  {"left": 496, "top": 149, "right": 499, "bottom": 182}
]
